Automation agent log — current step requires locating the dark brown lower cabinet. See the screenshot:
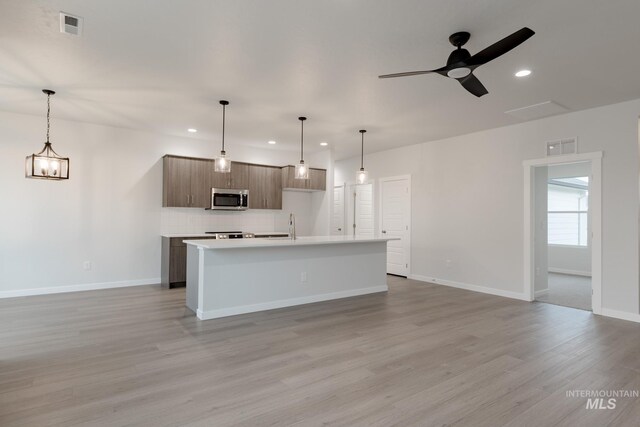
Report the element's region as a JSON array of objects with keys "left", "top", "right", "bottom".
[{"left": 161, "top": 236, "right": 217, "bottom": 288}]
